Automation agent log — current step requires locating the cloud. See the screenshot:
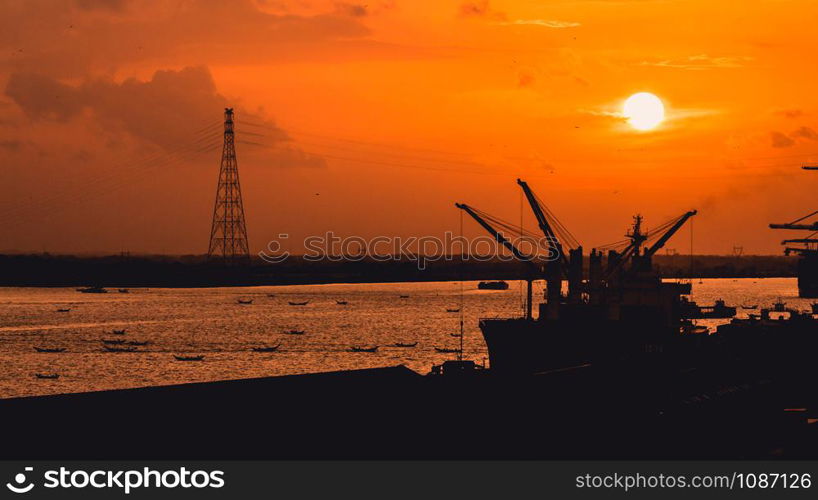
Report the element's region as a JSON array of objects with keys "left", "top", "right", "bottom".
[
  {"left": 4, "top": 66, "right": 324, "bottom": 168},
  {"left": 74, "top": 0, "right": 128, "bottom": 11},
  {"left": 776, "top": 109, "right": 804, "bottom": 119},
  {"left": 771, "top": 131, "right": 795, "bottom": 148},
  {"left": 335, "top": 2, "right": 368, "bottom": 17},
  {"left": 0, "top": 0, "right": 375, "bottom": 76},
  {"left": 518, "top": 71, "right": 535, "bottom": 88},
  {"left": 639, "top": 54, "right": 751, "bottom": 70},
  {"left": 791, "top": 126, "right": 818, "bottom": 141},
  {"left": 0, "top": 140, "right": 22, "bottom": 151},
  {"left": 4, "top": 73, "right": 85, "bottom": 122},
  {"left": 496, "top": 19, "right": 581, "bottom": 28},
  {"left": 458, "top": 2, "right": 579, "bottom": 28},
  {"left": 458, "top": 1, "right": 506, "bottom": 20}
]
